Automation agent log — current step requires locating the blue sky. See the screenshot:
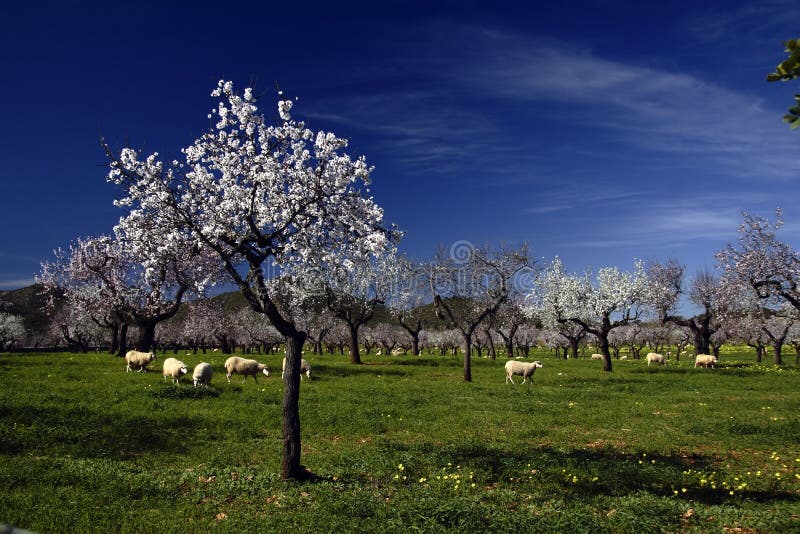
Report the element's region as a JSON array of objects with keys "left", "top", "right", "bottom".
[{"left": 1, "top": 0, "right": 800, "bottom": 292}]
